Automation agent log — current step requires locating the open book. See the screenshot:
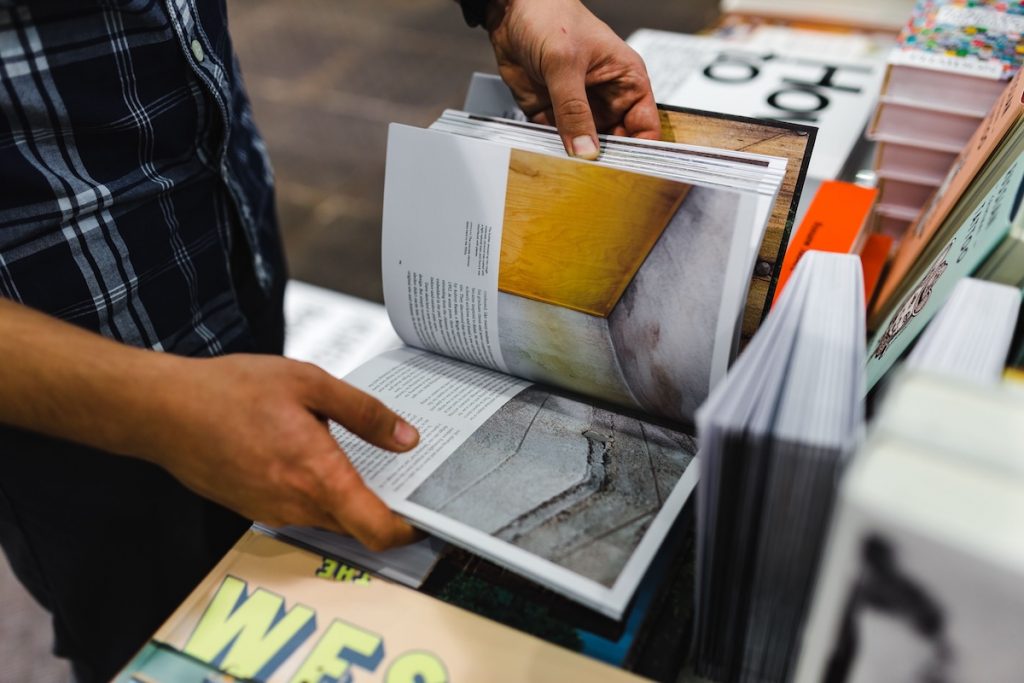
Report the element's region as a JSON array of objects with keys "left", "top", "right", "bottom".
[{"left": 315, "top": 108, "right": 810, "bottom": 619}]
